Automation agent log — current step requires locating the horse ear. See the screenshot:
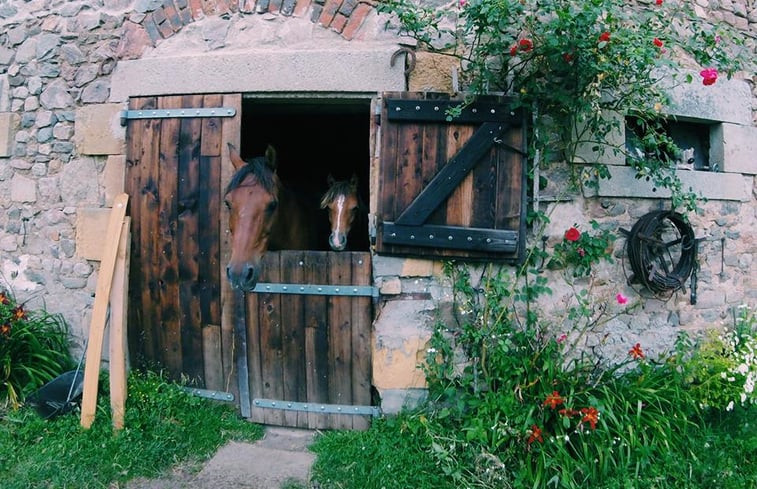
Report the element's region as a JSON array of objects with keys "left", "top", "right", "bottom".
[
  {"left": 227, "top": 143, "right": 246, "bottom": 170},
  {"left": 265, "top": 145, "right": 277, "bottom": 171},
  {"left": 327, "top": 174, "right": 336, "bottom": 187},
  {"left": 350, "top": 173, "right": 359, "bottom": 188}
]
